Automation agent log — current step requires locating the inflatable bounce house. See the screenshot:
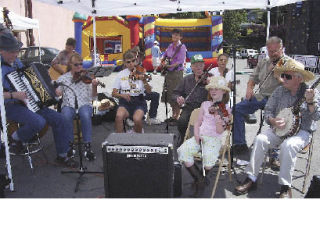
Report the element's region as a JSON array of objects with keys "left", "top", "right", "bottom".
[
  {"left": 143, "top": 15, "right": 223, "bottom": 71},
  {"left": 73, "top": 13, "right": 142, "bottom": 68},
  {"left": 73, "top": 13, "right": 223, "bottom": 71}
]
